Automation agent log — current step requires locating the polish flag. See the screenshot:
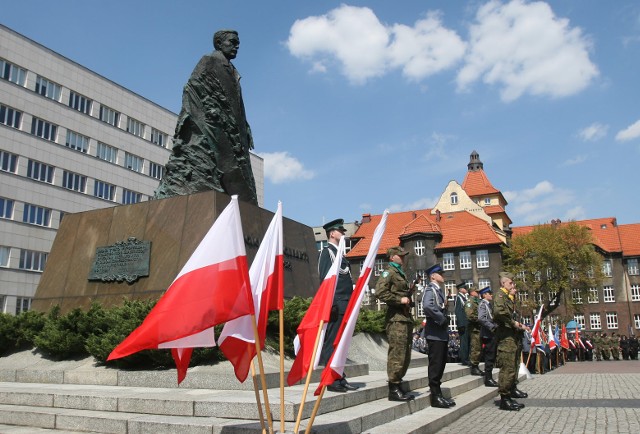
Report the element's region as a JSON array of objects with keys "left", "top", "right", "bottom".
[
  {"left": 315, "top": 211, "right": 388, "bottom": 395},
  {"left": 548, "top": 324, "right": 557, "bottom": 350},
  {"left": 218, "top": 202, "right": 284, "bottom": 382},
  {"left": 560, "top": 324, "right": 570, "bottom": 349},
  {"left": 108, "top": 196, "right": 254, "bottom": 383},
  {"left": 530, "top": 305, "right": 544, "bottom": 350},
  {"left": 286, "top": 236, "right": 345, "bottom": 386}
]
